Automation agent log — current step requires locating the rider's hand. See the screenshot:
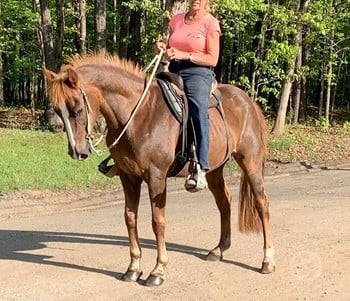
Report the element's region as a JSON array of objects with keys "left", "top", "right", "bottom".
[{"left": 154, "top": 41, "right": 167, "bottom": 54}]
